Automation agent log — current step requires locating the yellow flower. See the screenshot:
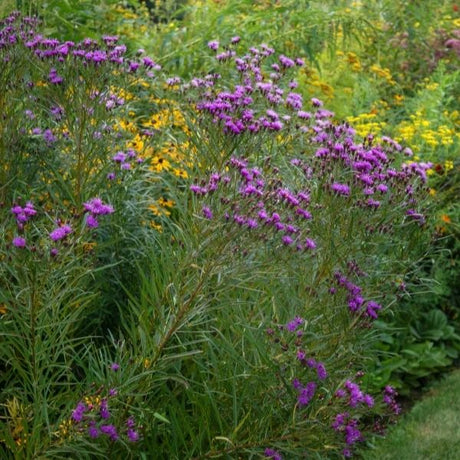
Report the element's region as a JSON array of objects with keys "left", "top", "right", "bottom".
[
  {"left": 148, "top": 204, "right": 162, "bottom": 216},
  {"left": 426, "top": 82, "right": 439, "bottom": 90},
  {"left": 150, "top": 157, "right": 171, "bottom": 172},
  {"left": 173, "top": 168, "right": 189, "bottom": 179},
  {"left": 440, "top": 214, "right": 451, "bottom": 224},
  {"left": 150, "top": 221, "right": 163, "bottom": 232},
  {"left": 82, "top": 242, "right": 97, "bottom": 253},
  {"left": 158, "top": 197, "right": 175, "bottom": 208},
  {"left": 57, "top": 419, "right": 73, "bottom": 438},
  {"left": 127, "top": 134, "right": 145, "bottom": 152},
  {"left": 445, "top": 160, "right": 454, "bottom": 171}
]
